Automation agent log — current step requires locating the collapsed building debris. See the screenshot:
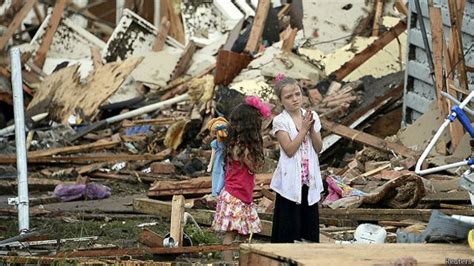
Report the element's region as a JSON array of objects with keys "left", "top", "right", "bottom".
[{"left": 0, "top": 0, "right": 473, "bottom": 264}]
